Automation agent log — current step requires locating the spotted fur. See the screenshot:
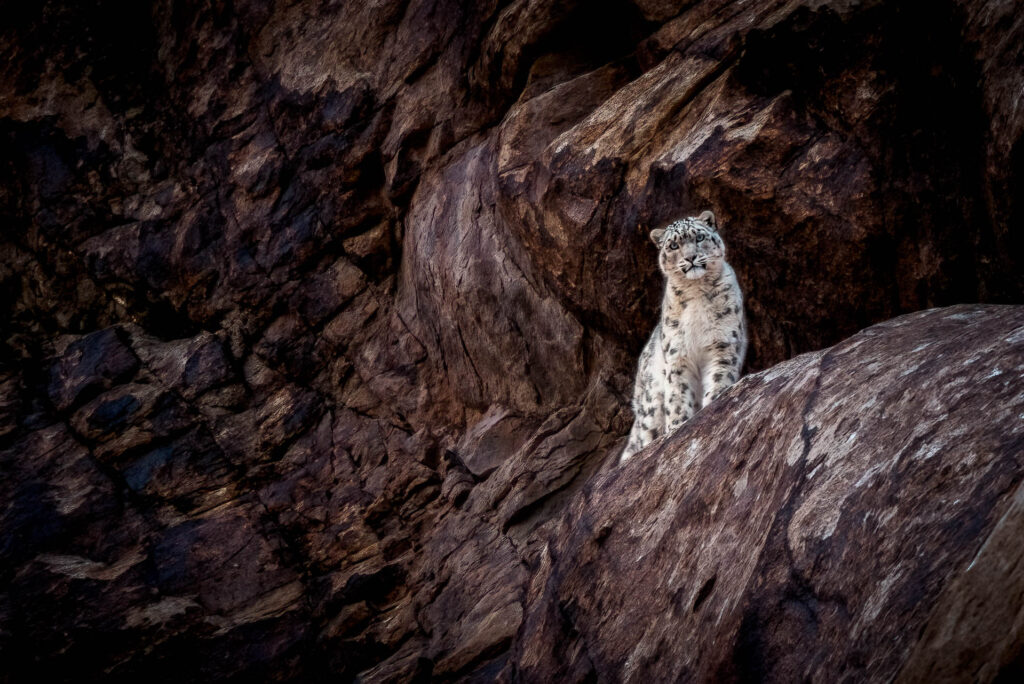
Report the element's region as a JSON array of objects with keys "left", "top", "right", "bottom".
[{"left": 619, "top": 210, "right": 747, "bottom": 463}]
